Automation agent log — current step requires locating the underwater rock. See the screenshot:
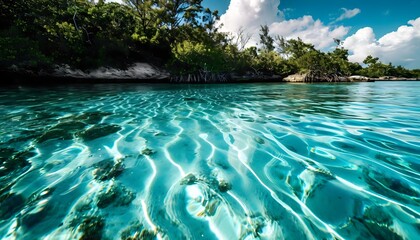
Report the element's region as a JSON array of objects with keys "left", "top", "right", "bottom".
[
  {"left": 0, "top": 148, "right": 33, "bottom": 195},
  {"left": 76, "top": 124, "right": 121, "bottom": 141},
  {"left": 241, "top": 215, "right": 266, "bottom": 238},
  {"left": 36, "top": 120, "right": 87, "bottom": 143},
  {"left": 254, "top": 136, "right": 265, "bottom": 144},
  {"left": 363, "top": 167, "right": 419, "bottom": 204},
  {"left": 37, "top": 129, "right": 73, "bottom": 142},
  {"left": 20, "top": 188, "right": 56, "bottom": 229},
  {"left": 0, "top": 148, "right": 33, "bottom": 172},
  {"left": 93, "top": 159, "right": 125, "bottom": 181},
  {"left": 347, "top": 205, "right": 404, "bottom": 240},
  {"left": 96, "top": 182, "right": 135, "bottom": 208},
  {"left": 77, "top": 215, "right": 105, "bottom": 240},
  {"left": 363, "top": 206, "right": 393, "bottom": 226},
  {"left": 218, "top": 179, "right": 232, "bottom": 192},
  {"left": 0, "top": 147, "right": 17, "bottom": 163},
  {"left": 4, "top": 129, "right": 41, "bottom": 145},
  {"left": 375, "top": 153, "right": 410, "bottom": 171},
  {"left": 141, "top": 148, "right": 155, "bottom": 156},
  {"left": 120, "top": 222, "right": 157, "bottom": 240},
  {"left": 362, "top": 221, "right": 403, "bottom": 240},
  {"left": 180, "top": 173, "right": 232, "bottom": 193},
  {"left": 180, "top": 173, "right": 197, "bottom": 185},
  {"left": 68, "top": 199, "right": 104, "bottom": 238},
  {"left": 183, "top": 97, "right": 199, "bottom": 101},
  {"left": 0, "top": 192, "right": 25, "bottom": 220}
]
